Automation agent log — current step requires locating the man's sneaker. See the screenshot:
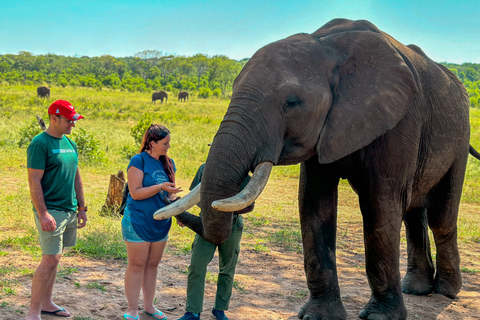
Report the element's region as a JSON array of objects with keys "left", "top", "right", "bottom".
[
  {"left": 176, "top": 312, "right": 200, "bottom": 320},
  {"left": 211, "top": 308, "right": 228, "bottom": 320}
]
